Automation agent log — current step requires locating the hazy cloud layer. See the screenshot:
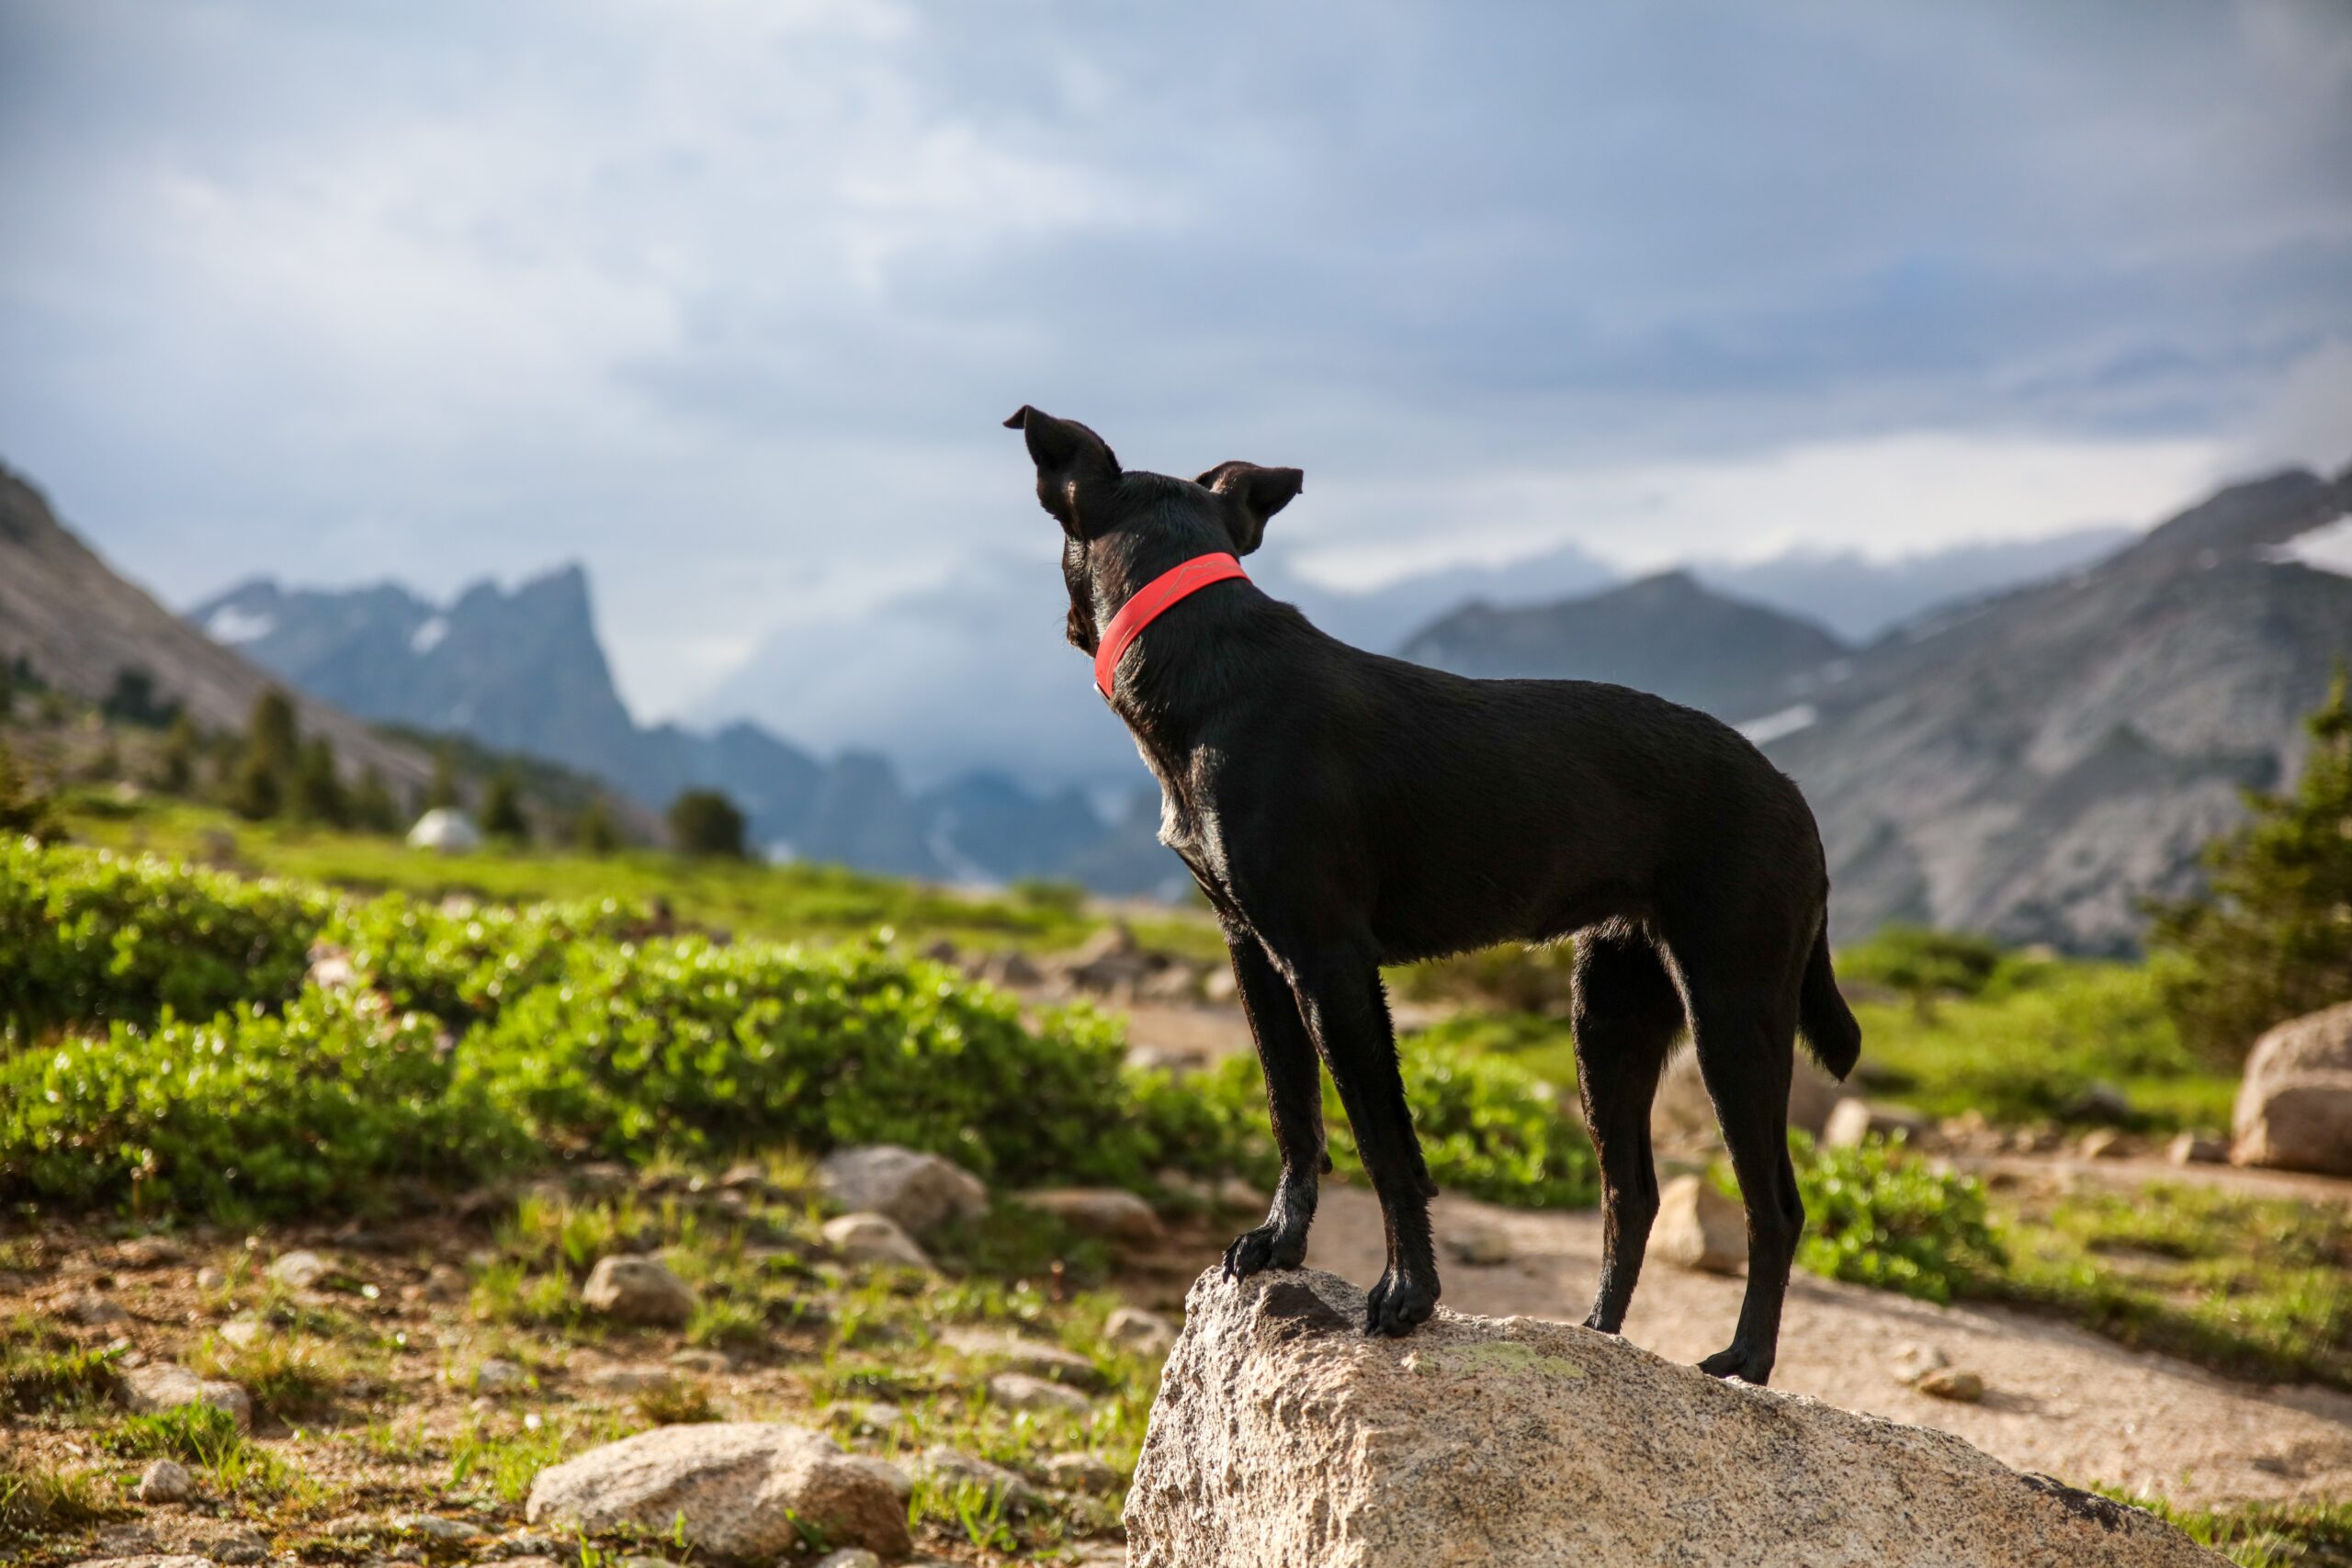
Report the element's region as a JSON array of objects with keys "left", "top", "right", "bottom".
[{"left": 2, "top": 1, "right": 2347, "bottom": 719}]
